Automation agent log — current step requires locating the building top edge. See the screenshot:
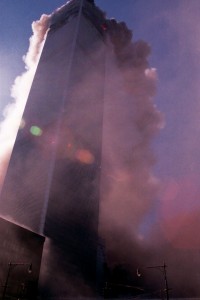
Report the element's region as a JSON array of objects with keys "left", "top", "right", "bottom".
[{"left": 50, "top": 0, "right": 106, "bottom": 32}]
